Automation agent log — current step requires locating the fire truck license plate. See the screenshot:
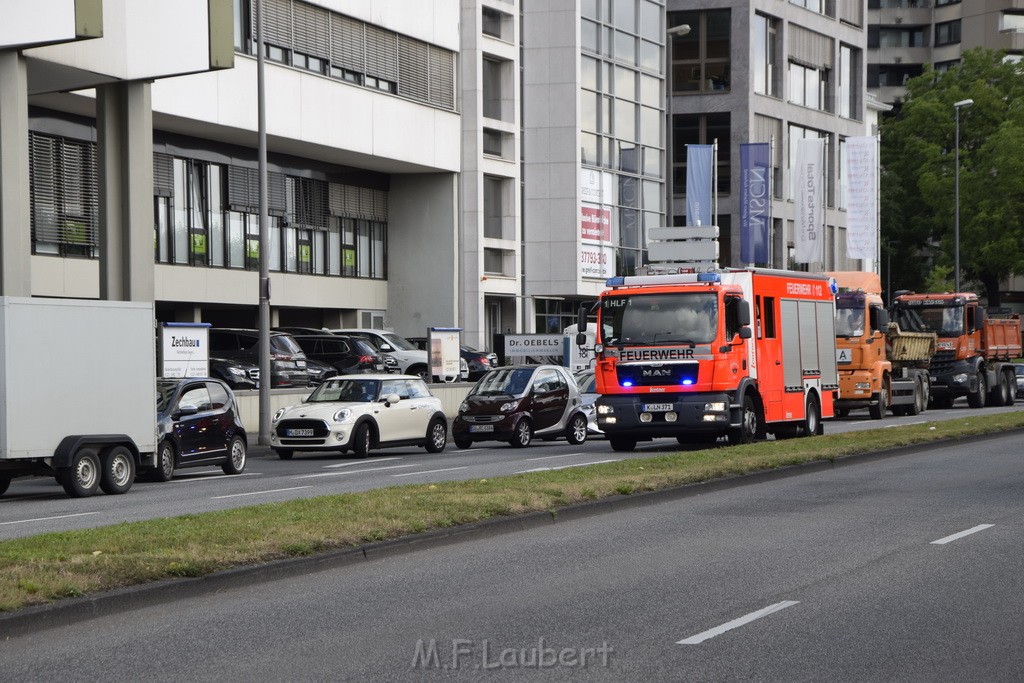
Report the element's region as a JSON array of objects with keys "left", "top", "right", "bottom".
[{"left": 642, "top": 403, "right": 672, "bottom": 412}]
